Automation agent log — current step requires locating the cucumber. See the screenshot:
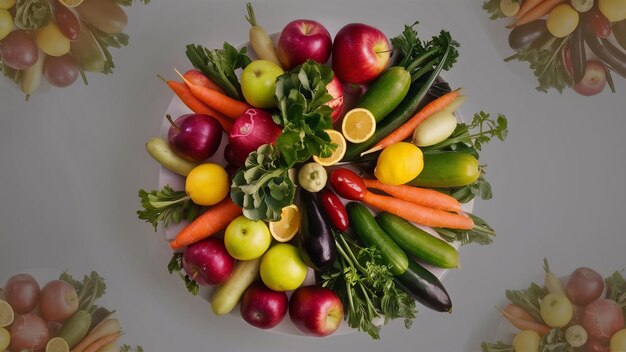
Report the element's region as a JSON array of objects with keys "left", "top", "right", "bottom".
[
  {"left": 346, "top": 202, "right": 408, "bottom": 276},
  {"left": 407, "top": 151, "right": 480, "bottom": 188},
  {"left": 394, "top": 260, "right": 452, "bottom": 312},
  {"left": 56, "top": 310, "right": 91, "bottom": 349},
  {"left": 376, "top": 212, "right": 459, "bottom": 269},
  {"left": 211, "top": 258, "right": 261, "bottom": 316},
  {"left": 356, "top": 66, "right": 411, "bottom": 123},
  {"left": 145, "top": 137, "right": 199, "bottom": 177}
]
